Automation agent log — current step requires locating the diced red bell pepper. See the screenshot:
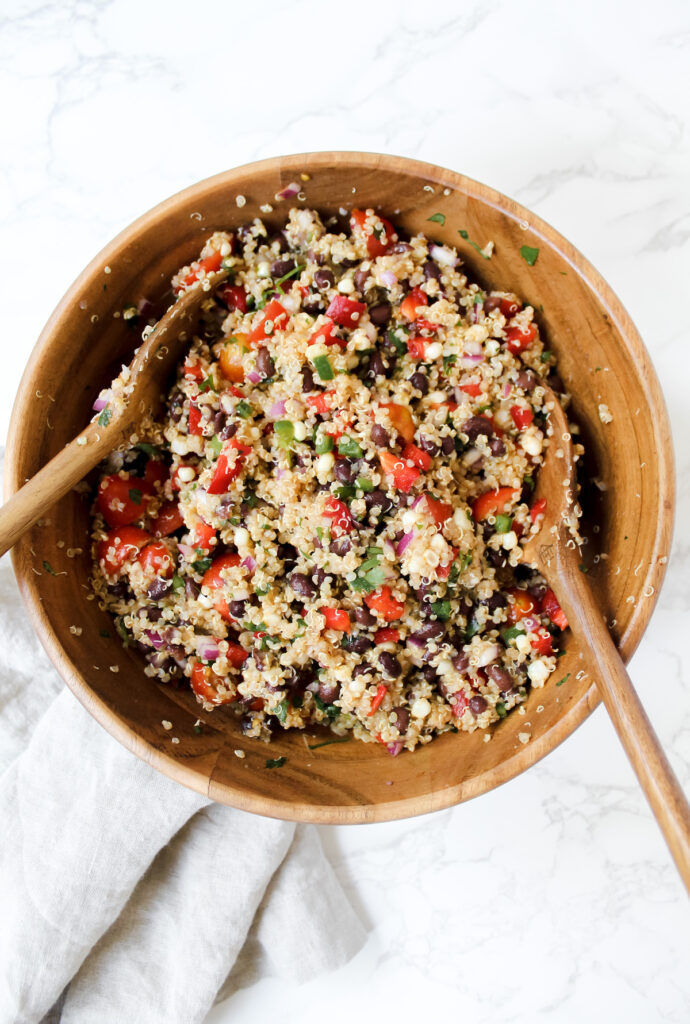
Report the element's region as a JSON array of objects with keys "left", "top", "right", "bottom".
[
  {"left": 374, "top": 627, "right": 400, "bottom": 645},
  {"left": 407, "top": 336, "right": 429, "bottom": 360},
  {"left": 505, "top": 323, "right": 536, "bottom": 354},
  {"left": 151, "top": 501, "right": 184, "bottom": 538},
  {"left": 321, "top": 607, "right": 351, "bottom": 632},
  {"left": 530, "top": 497, "right": 547, "bottom": 523},
  {"left": 541, "top": 588, "right": 568, "bottom": 630},
  {"left": 136, "top": 541, "right": 175, "bottom": 579},
  {"left": 368, "top": 683, "right": 388, "bottom": 716},
  {"left": 350, "top": 208, "right": 396, "bottom": 258},
  {"left": 402, "top": 442, "right": 432, "bottom": 471},
  {"left": 415, "top": 318, "right": 439, "bottom": 333},
  {"left": 531, "top": 629, "right": 554, "bottom": 656},
  {"left": 183, "top": 360, "right": 204, "bottom": 382},
  {"left": 305, "top": 391, "right": 335, "bottom": 415},
  {"left": 310, "top": 318, "right": 344, "bottom": 347},
  {"left": 425, "top": 495, "right": 453, "bottom": 527},
  {"left": 194, "top": 520, "right": 217, "bottom": 553},
  {"left": 226, "top": 640, "right": 249, "bottom": 668},
  {"left": 459, "top": 381, "right": 482, "bottom": 397},
  {"left": 400, "top": 287, "right": 428, "bottom": 321},
  {"left": 190, "top": 661, "right": 236, "bottom": 705},
  {"left": 436, "top": 549, "right": 458, "bottom": 580},
  {"left": 179, "top": 251, "right": 223, "bottom": 290},
  {"left": 450, "top": 691, "right": 468, "bottom": 717},
  {"left": 499, "top": 298, "right": 521, "bottom": 318},
  {"left": 378, "top": 403, "right": 416, "bottom": 443},
  {"left": 505, "top": 587, "right": 538, "bottom": 624},
  {"left": 202, "top": 553, "right": 241, "bottom": 591},
  {"left": 324, "top": 497, "right": 355, "bottom": 537},
  {"left": 207, "top": 439, "right": 251, "bottom": 494},
  {"left": 510, "top": 405, "right": 534, "bottom": 429},
  {"left": 97, "top": 525, "right": 151, "bottom": 575},
  {"left": 364, "top": 585, "right": 405, "bottom": 622},
  {"left": 248, "top": 298, "right": 289, "bottom": 344},
  {"left": 219, "top": 284, "right": 248, "bottom": 313},
  {"left": 471, "top": 487, "right": 519, "bottom": 522},
  {"left": 379, "top": 451, "right": 420, "bottom": 493},
  {"left": 326, "top": 295, "right": 367, "bottom": 329},
  {"left": 188, "top": 404, "right": 203, "bottom": 436},
  {"left": 97, "top": 474, "right": 152, "bottom": 528}
]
